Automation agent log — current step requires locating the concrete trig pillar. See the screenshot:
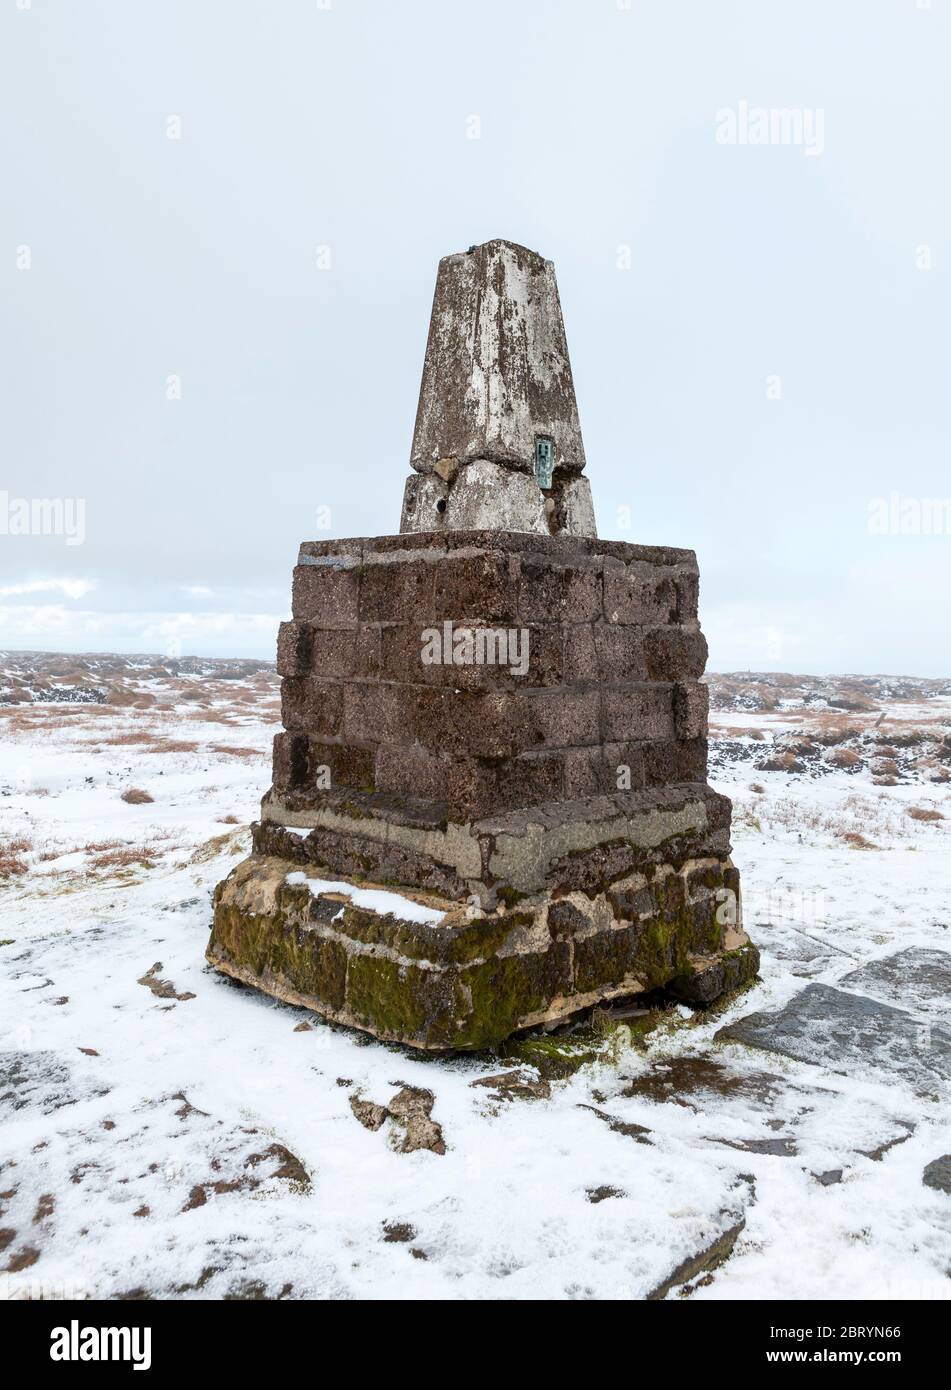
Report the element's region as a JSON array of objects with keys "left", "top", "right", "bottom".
[{"left": 400, "top": 239, "right": 597, "bottom": 538}]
